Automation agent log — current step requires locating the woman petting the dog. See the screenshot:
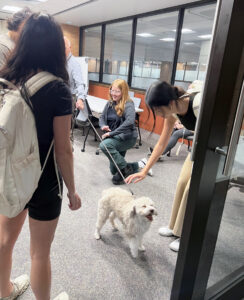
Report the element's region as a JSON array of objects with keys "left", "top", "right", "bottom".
[
  {"left": 99, "top": 79, "right": 152, "bottom": 185},
  {"left": 0, "top": 13, "right": 81, "bottom": 300},
  {"left": 126, "top": 80, "right": 202, "bottom": 252}
]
